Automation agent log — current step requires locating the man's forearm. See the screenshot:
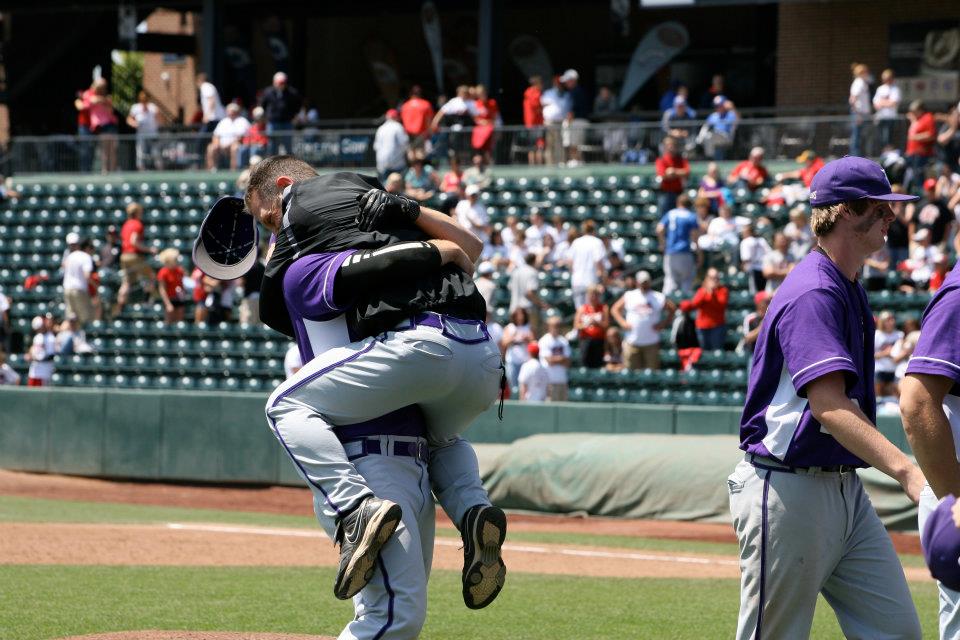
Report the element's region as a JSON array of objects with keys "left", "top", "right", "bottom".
[
  {"left": 901, "top": 375, "right": 960, "bottom": 498},
  {"left": 415, "top": 206, "right": 483, "bottom": 262}
]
